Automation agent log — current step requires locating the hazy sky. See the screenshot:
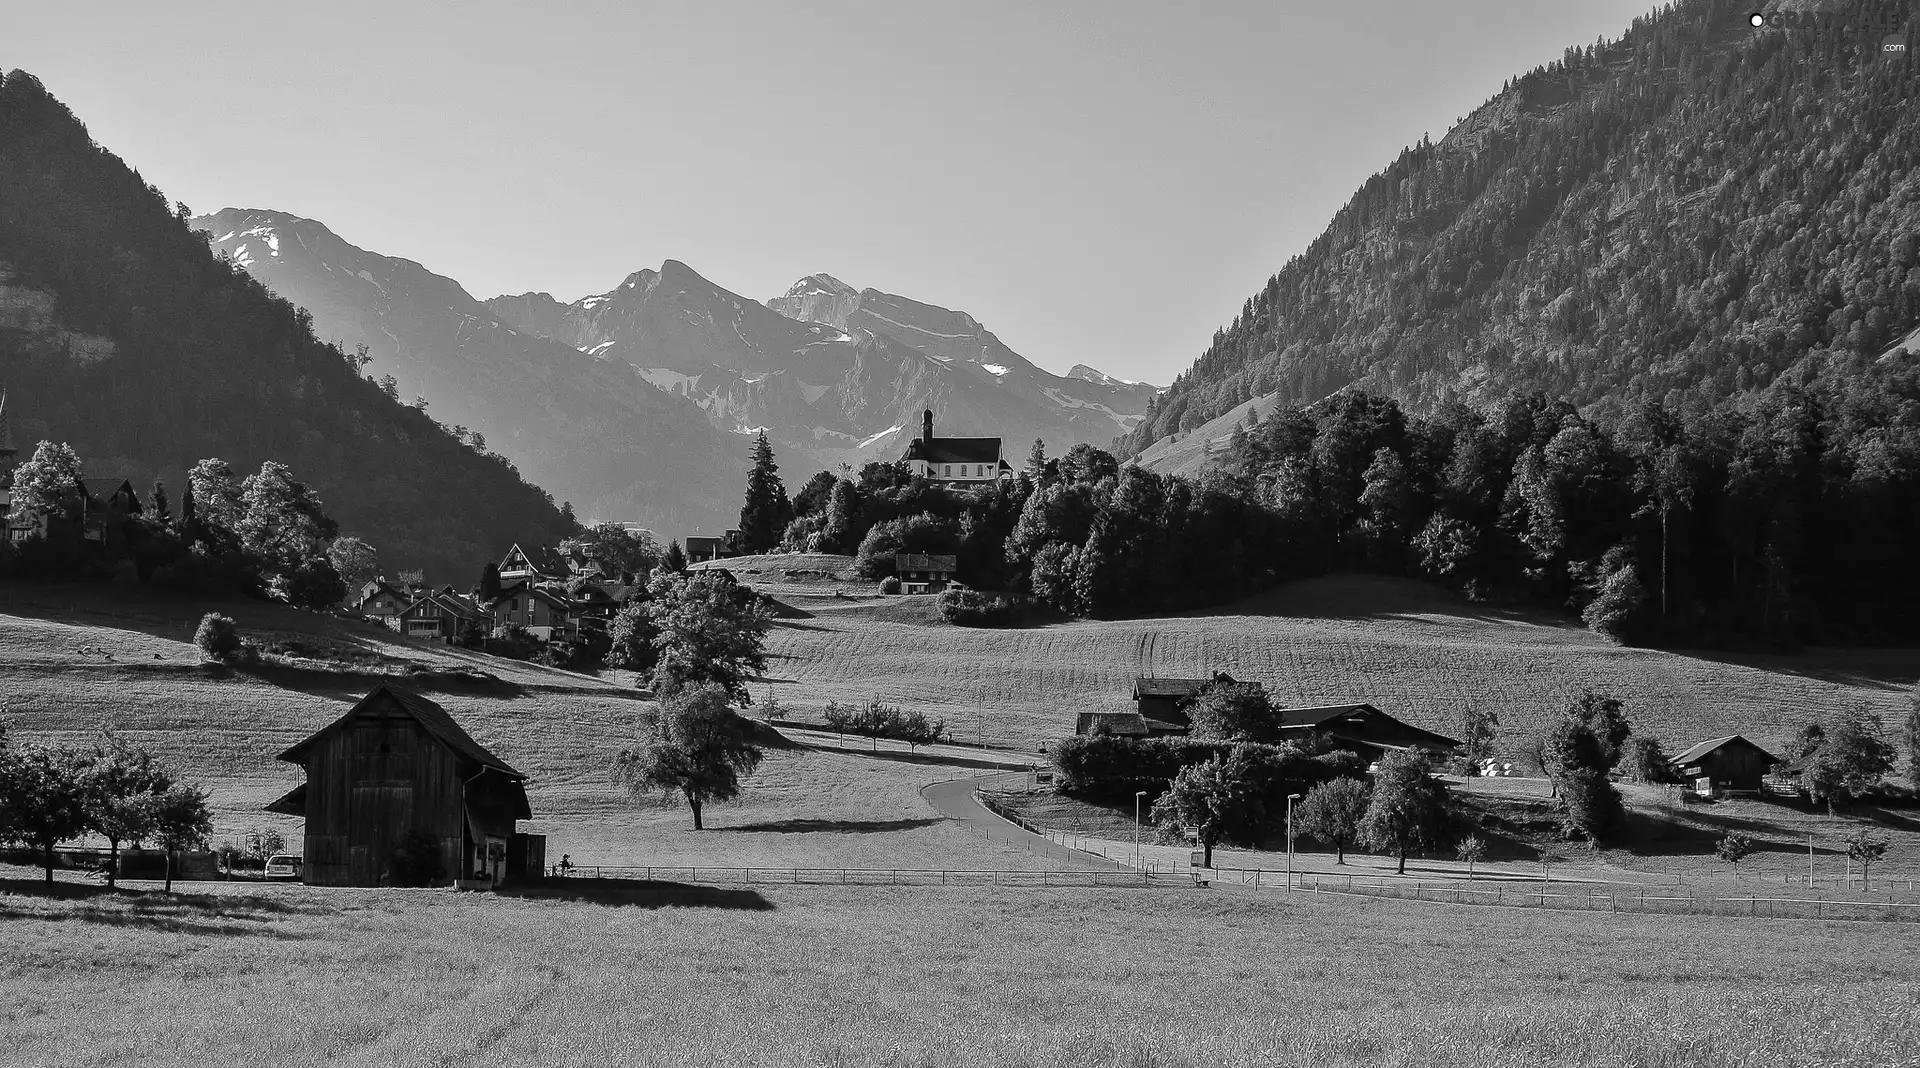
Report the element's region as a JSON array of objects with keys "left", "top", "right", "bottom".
[{"left": 9, "top": 0, "right": 1659, "bottom": 384}]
